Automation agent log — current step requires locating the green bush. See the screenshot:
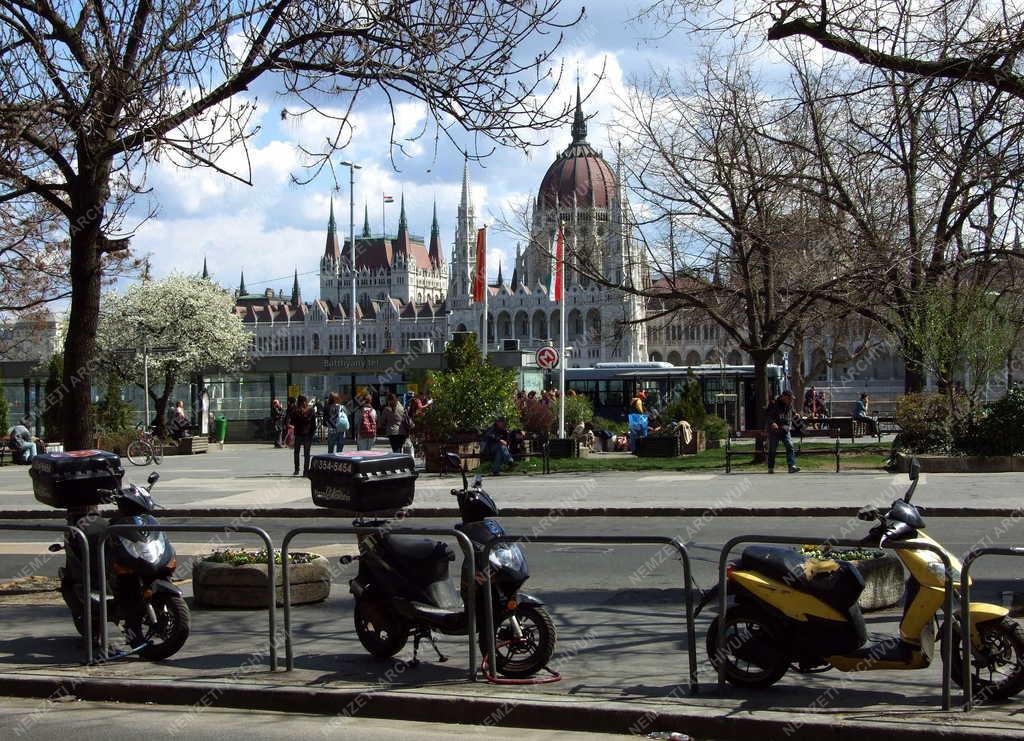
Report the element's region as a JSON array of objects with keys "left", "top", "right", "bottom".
[
  {"left": 420, "top": 364, "right": 520, "bottom": 440},
  {"left": 93, "top": 376, "right": 135, "bottom": 435},
  {"left": 663, "top": 376, "right": 707, "bottom": 429},
  {"left": 202, "top": 549, "right": 315, "bottom": 566},
  {"left": 592, "top": 416, "right": 626, "bottom": 434},
  {"left": 521, "top": 399, "right": 555, "bottom": 438},
  {"left": 563, "top": 394, "right": 594, "bottom": 431},
  {"left": 702, "top": 414, "right": 730, "bottom": 441},
  {"left": 42, "top": 353, "right": 63, "bottom": 441},
  {"left": 955, "top": 388, "right": 1024, "bottom": 456},
  {"left": 894, "top": 392, "right": 954, "bottom": 453}
]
